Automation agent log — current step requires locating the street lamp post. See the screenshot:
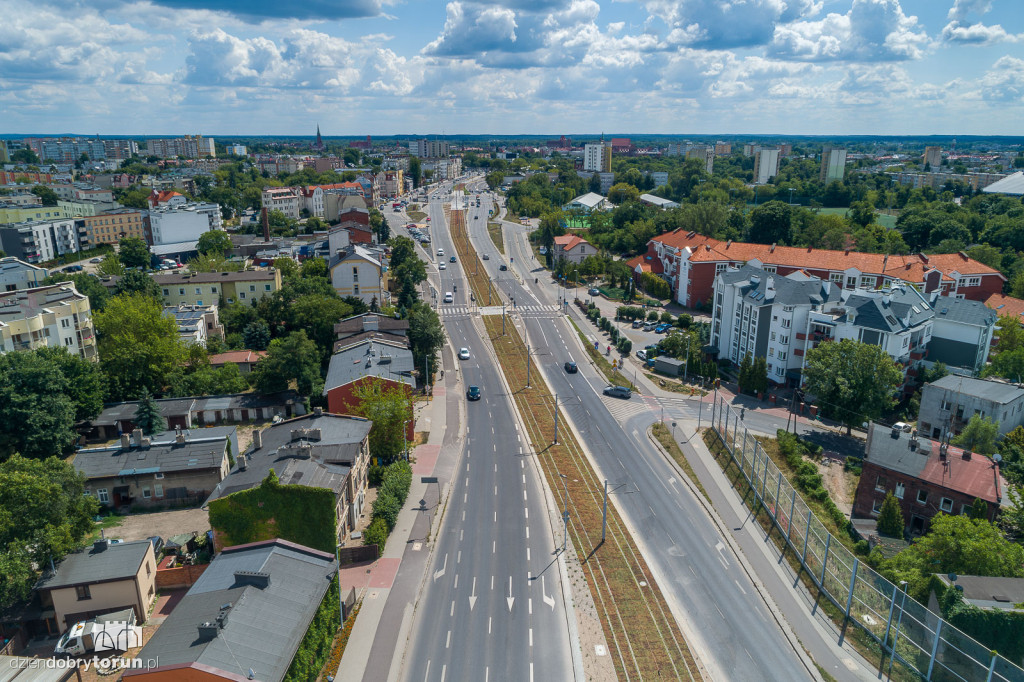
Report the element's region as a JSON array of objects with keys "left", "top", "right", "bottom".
[
  {"left": 601, "top": 479, "right": 608, "bottom": 544},
  {"left": 558, "top": 473, "right": 570, "bottom": 553},
  {"left": 553, "top": 395, "right": 559, "bottom": 444},
  {"left": 334, "top": 544, "right": 345, "bottom": 627},
  {"left": 526, "top": 344, "right": 531, "bottom": 388},
  {"left": 788, "top": 188, "right": 795, "bottom": 205}
]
